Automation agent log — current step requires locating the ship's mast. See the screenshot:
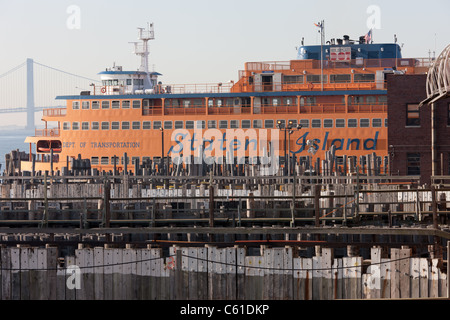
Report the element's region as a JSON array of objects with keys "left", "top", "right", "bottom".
[{"left": 131, "top": 23, "right": 155, "bottom": 86}]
